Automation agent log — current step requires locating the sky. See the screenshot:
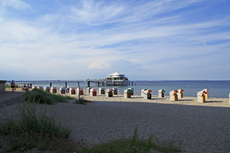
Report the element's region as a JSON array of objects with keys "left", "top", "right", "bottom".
[{"left": 0, "top": 0, "right": 230, "bottom": 81}]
